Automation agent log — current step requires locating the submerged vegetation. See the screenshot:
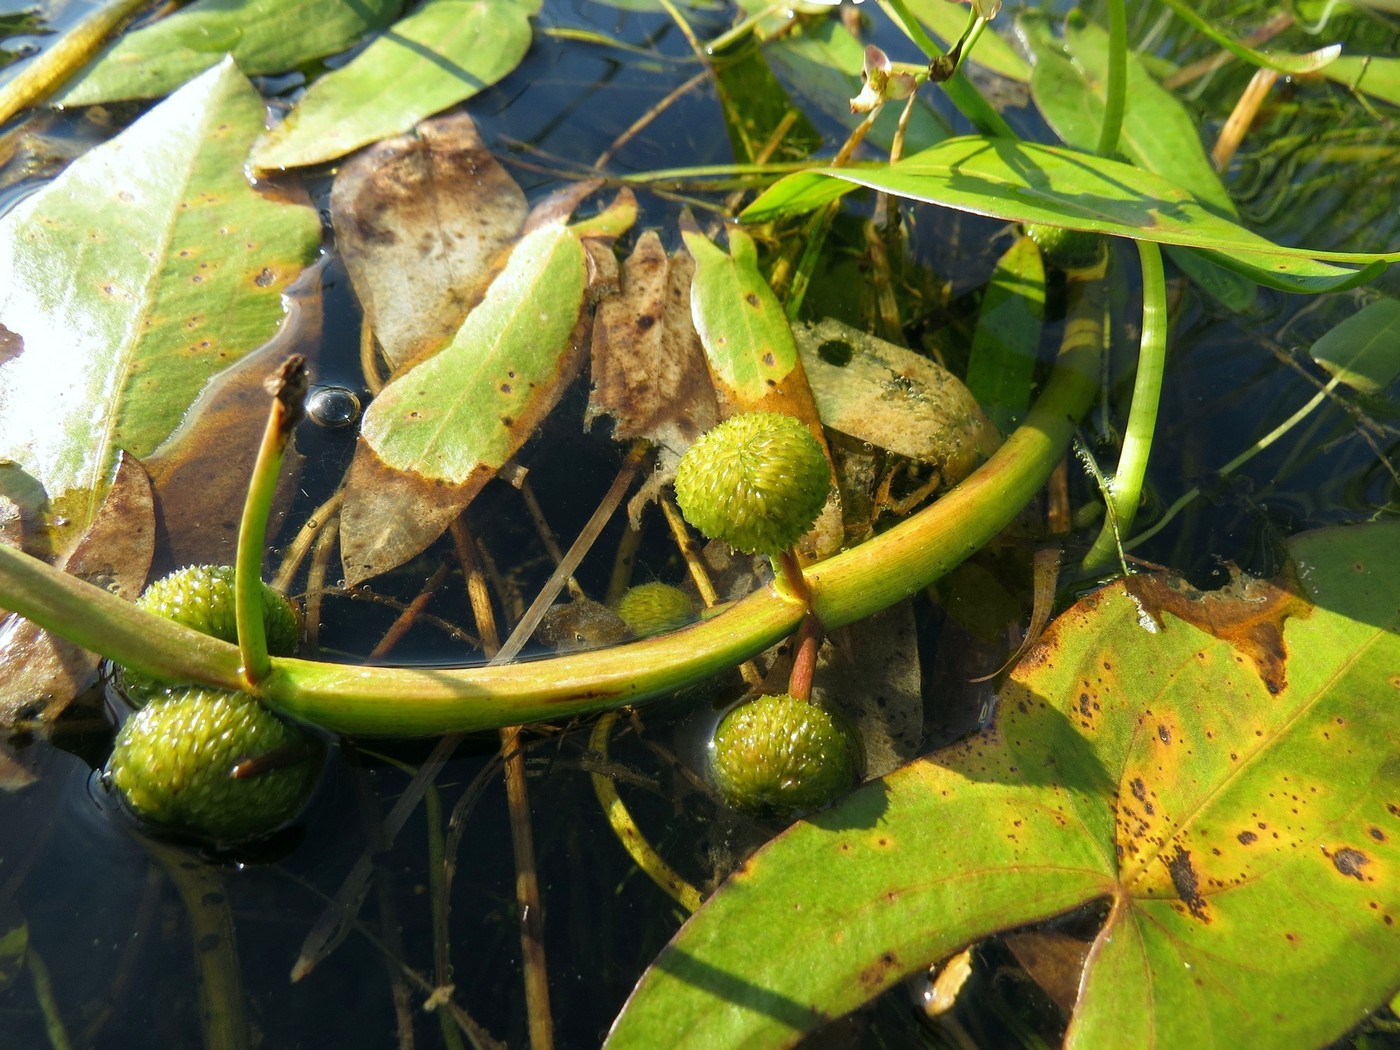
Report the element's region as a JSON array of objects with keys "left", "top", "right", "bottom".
[{"left": 0, "top": 0, "right": 1399, "bottom": 1046}]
